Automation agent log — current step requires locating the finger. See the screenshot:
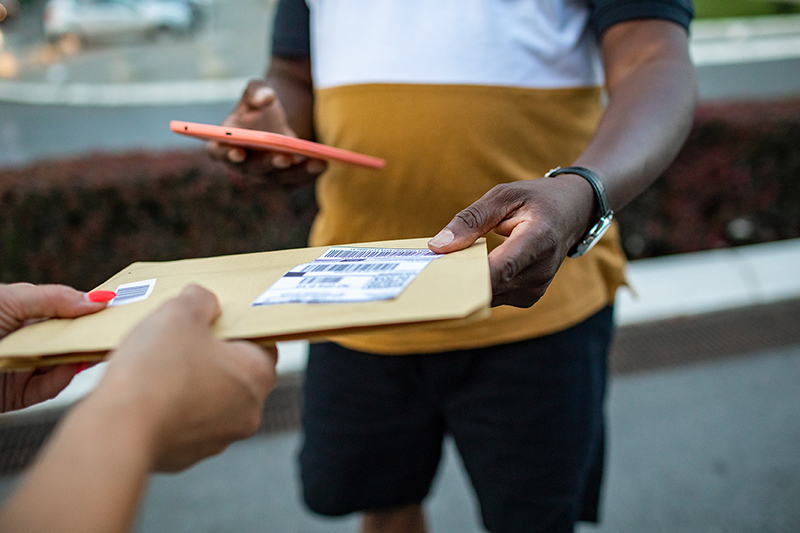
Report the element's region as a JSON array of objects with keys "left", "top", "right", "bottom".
[
  {"left": 428, "top": 187, "right": 524, "bottom": 254},
  {"left": 4, "top": 283, "right": 108, "bottom": 322},
  {"left": 24, "top": 364, "right": 81, "bottom": 407},
  {"left": 272, "top": 153, "right": 292, "bottom": 168},
  {"left": 206, "top": 140, "right": 228, "bottom": 161},
  {"left": 227, "top": 341, "right": 278, "bottom": 397},
  {"left": 0, "top": 4, "right": 7, "bottom": 21},
  {"left": 305, "top": 158, "right": 327, "bottom": 175},
  {"left": 484, "top": 222, "right": 540, "bottom": 290},
  {"left": 491, "top": 285, "right": 547, "bottom": 308},
  {"left": 227, "top": 147, "right": 246, "bottom": 163},
  {"left": 241, "top": 79, "right": 275, "bottom": 109},
  {"left": 174, "top": 285, "right": 222, "bottom": 326}
]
